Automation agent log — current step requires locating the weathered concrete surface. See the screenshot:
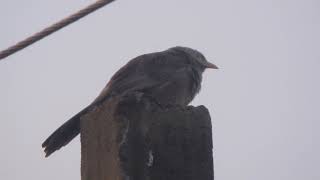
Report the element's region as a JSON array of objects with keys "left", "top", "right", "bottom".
[
  {"left": 81, "top": 93, "right": 213, "bottom": 180},
  {"left": 80, "top": 96, "right": 123, "bottom": 180}
]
